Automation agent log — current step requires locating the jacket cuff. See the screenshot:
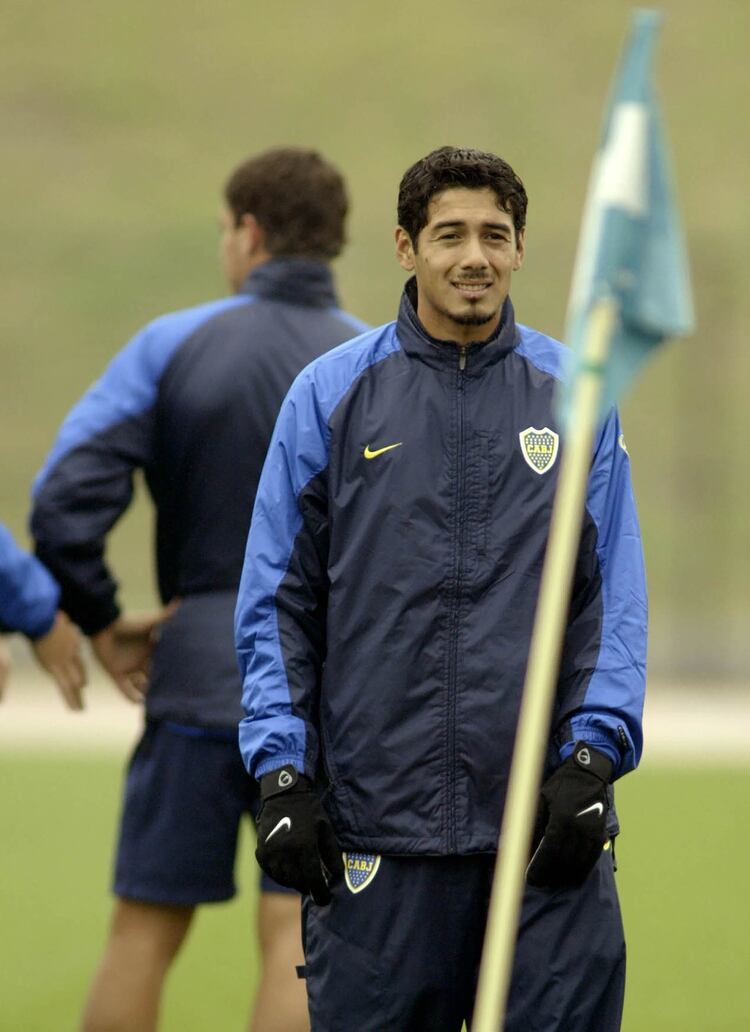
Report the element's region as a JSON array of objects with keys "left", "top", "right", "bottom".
[
  {"left": 80, "top": 603, "right": 121, "bottom": 637},
  {"left": 56, "top": 589, "right": 120, "bottom": 636},
  {"left": 255, "top": 756, "right": 306, "bottom": 780}
]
